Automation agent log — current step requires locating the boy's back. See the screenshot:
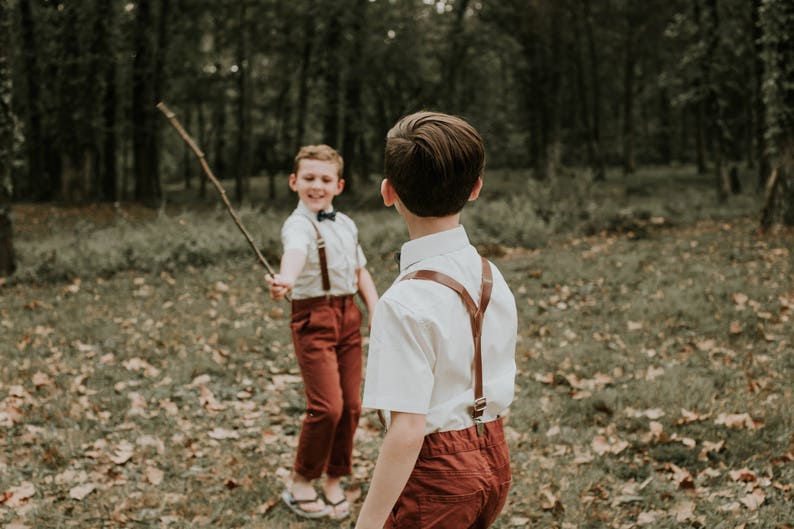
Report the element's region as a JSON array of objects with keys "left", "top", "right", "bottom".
[
  {"left": 363, "top": 225, "right": 516, "bottom": 434},
  {"left": 355, "top": 111, "right": 517, "bottom": 529}
]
